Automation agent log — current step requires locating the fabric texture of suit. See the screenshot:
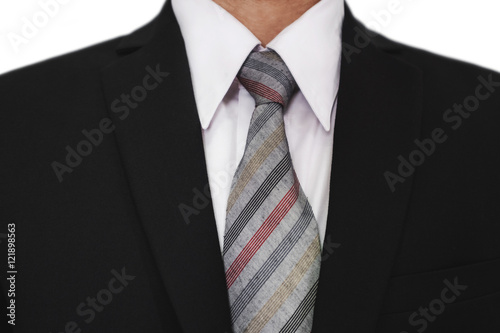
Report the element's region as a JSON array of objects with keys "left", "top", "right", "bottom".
[{"left": 1, "top": 1, "right": 499, "bottom": 332}]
